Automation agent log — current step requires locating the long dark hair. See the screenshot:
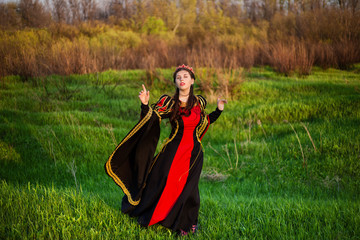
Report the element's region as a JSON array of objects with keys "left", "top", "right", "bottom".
[
  {"left": 170, "top": 67, "right": 198, "bottom": 125},
  {"left": 170, "top": 85, "right": 197, "bottom": 126}
]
